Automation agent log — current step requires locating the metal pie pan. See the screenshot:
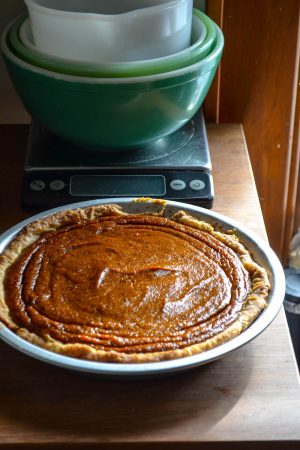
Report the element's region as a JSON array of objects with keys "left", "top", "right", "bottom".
[{"left": 0, "top": 198, "right": 286, "bottom": 378}]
